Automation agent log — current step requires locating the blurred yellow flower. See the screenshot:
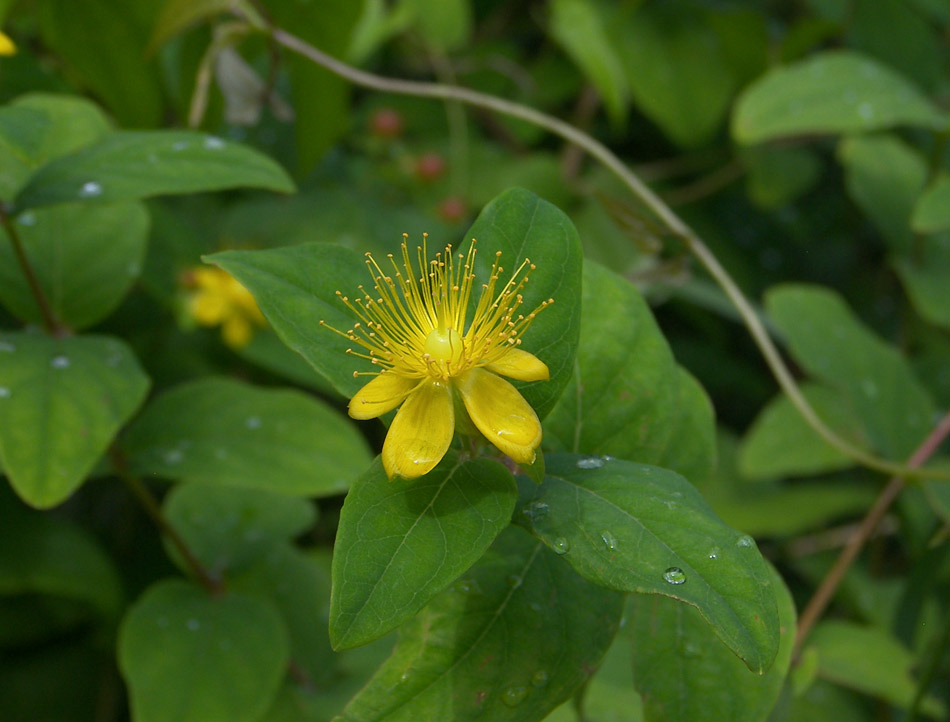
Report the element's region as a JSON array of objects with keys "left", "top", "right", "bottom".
[
  {"left": 323, "top": 235, "right": 552, "bottom": 479},
  {"left": 185, "top": 267, "right": 265, "bottom": 349},
  {"left": 0, "top": 31, "right": 15, "bottom": 55}
]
